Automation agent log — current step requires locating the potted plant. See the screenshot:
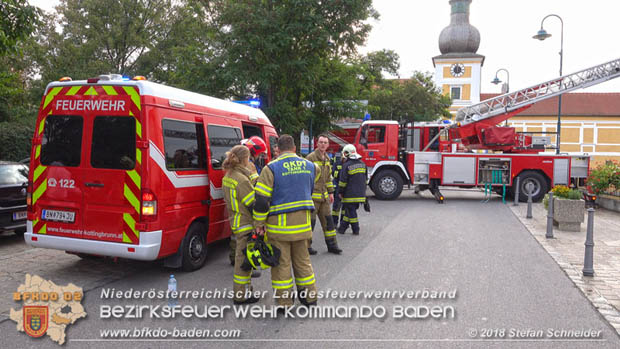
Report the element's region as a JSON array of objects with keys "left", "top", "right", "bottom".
[
  {"left": 551, "top": 185, "right": 585, "bottom": 232},
  {"left": 587, "top": 161, "right": 620, "bottom": 212}
]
